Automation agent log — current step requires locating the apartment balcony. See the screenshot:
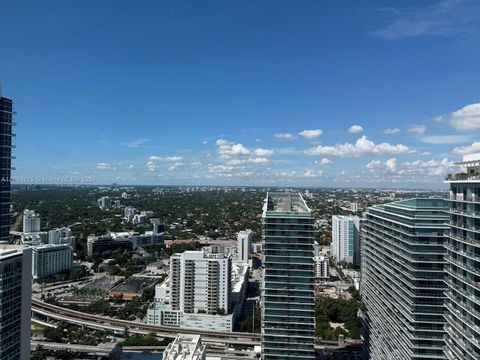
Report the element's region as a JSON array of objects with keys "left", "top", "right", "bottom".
[
  {"left": 445, "top": 315, "right": 480, "bottom": 353},
  {"left": 445, "top": 232, "right": 480, "bottom": 248},
  {"left": 445, "top": 256, "right": 480, "bottom": 278},
  {"left": 445, "top": 173, "right": 480, "bottom": 183},
  {"left": 445, "top": 301, "right": 480, "bottom": 336}
]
